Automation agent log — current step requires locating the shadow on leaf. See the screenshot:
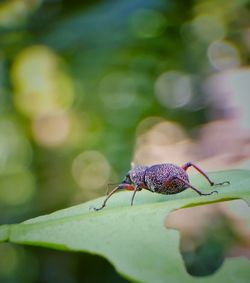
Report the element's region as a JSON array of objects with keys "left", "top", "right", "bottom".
[{"left": 166, "top": 200, "right": 250, "bottom": 276}]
